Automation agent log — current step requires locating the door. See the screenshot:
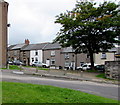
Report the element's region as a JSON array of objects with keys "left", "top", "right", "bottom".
[{"left": 46, "top": 59, "right": 50, "bottom": 66}]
